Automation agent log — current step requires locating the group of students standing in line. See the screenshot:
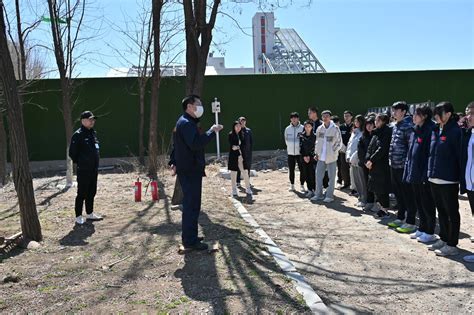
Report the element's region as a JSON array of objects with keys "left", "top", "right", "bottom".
[{"left": 284, "top": 102, "right": 474, "bottom": 263}]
